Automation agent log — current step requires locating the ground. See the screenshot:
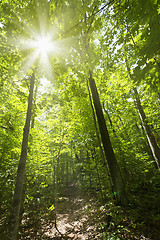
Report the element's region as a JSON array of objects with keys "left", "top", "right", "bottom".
[
  {"left": 19, "top": 184, "right": 160, "bottom": 240},
  {"left": 20, "top": 185, "right": 102, "bottom": 239}
]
